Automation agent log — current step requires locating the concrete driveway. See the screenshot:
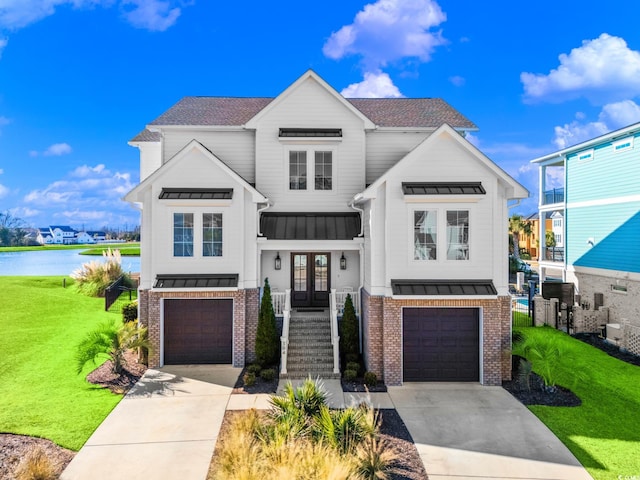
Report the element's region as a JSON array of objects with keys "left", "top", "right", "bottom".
[{"left": 388, "top": 383, "right": 593, "bottom": 480}]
